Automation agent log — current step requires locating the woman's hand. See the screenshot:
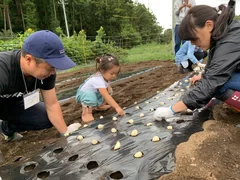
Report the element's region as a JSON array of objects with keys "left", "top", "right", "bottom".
[{"left": 190, "top": 74, "right": 202, "bottom": 84}]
